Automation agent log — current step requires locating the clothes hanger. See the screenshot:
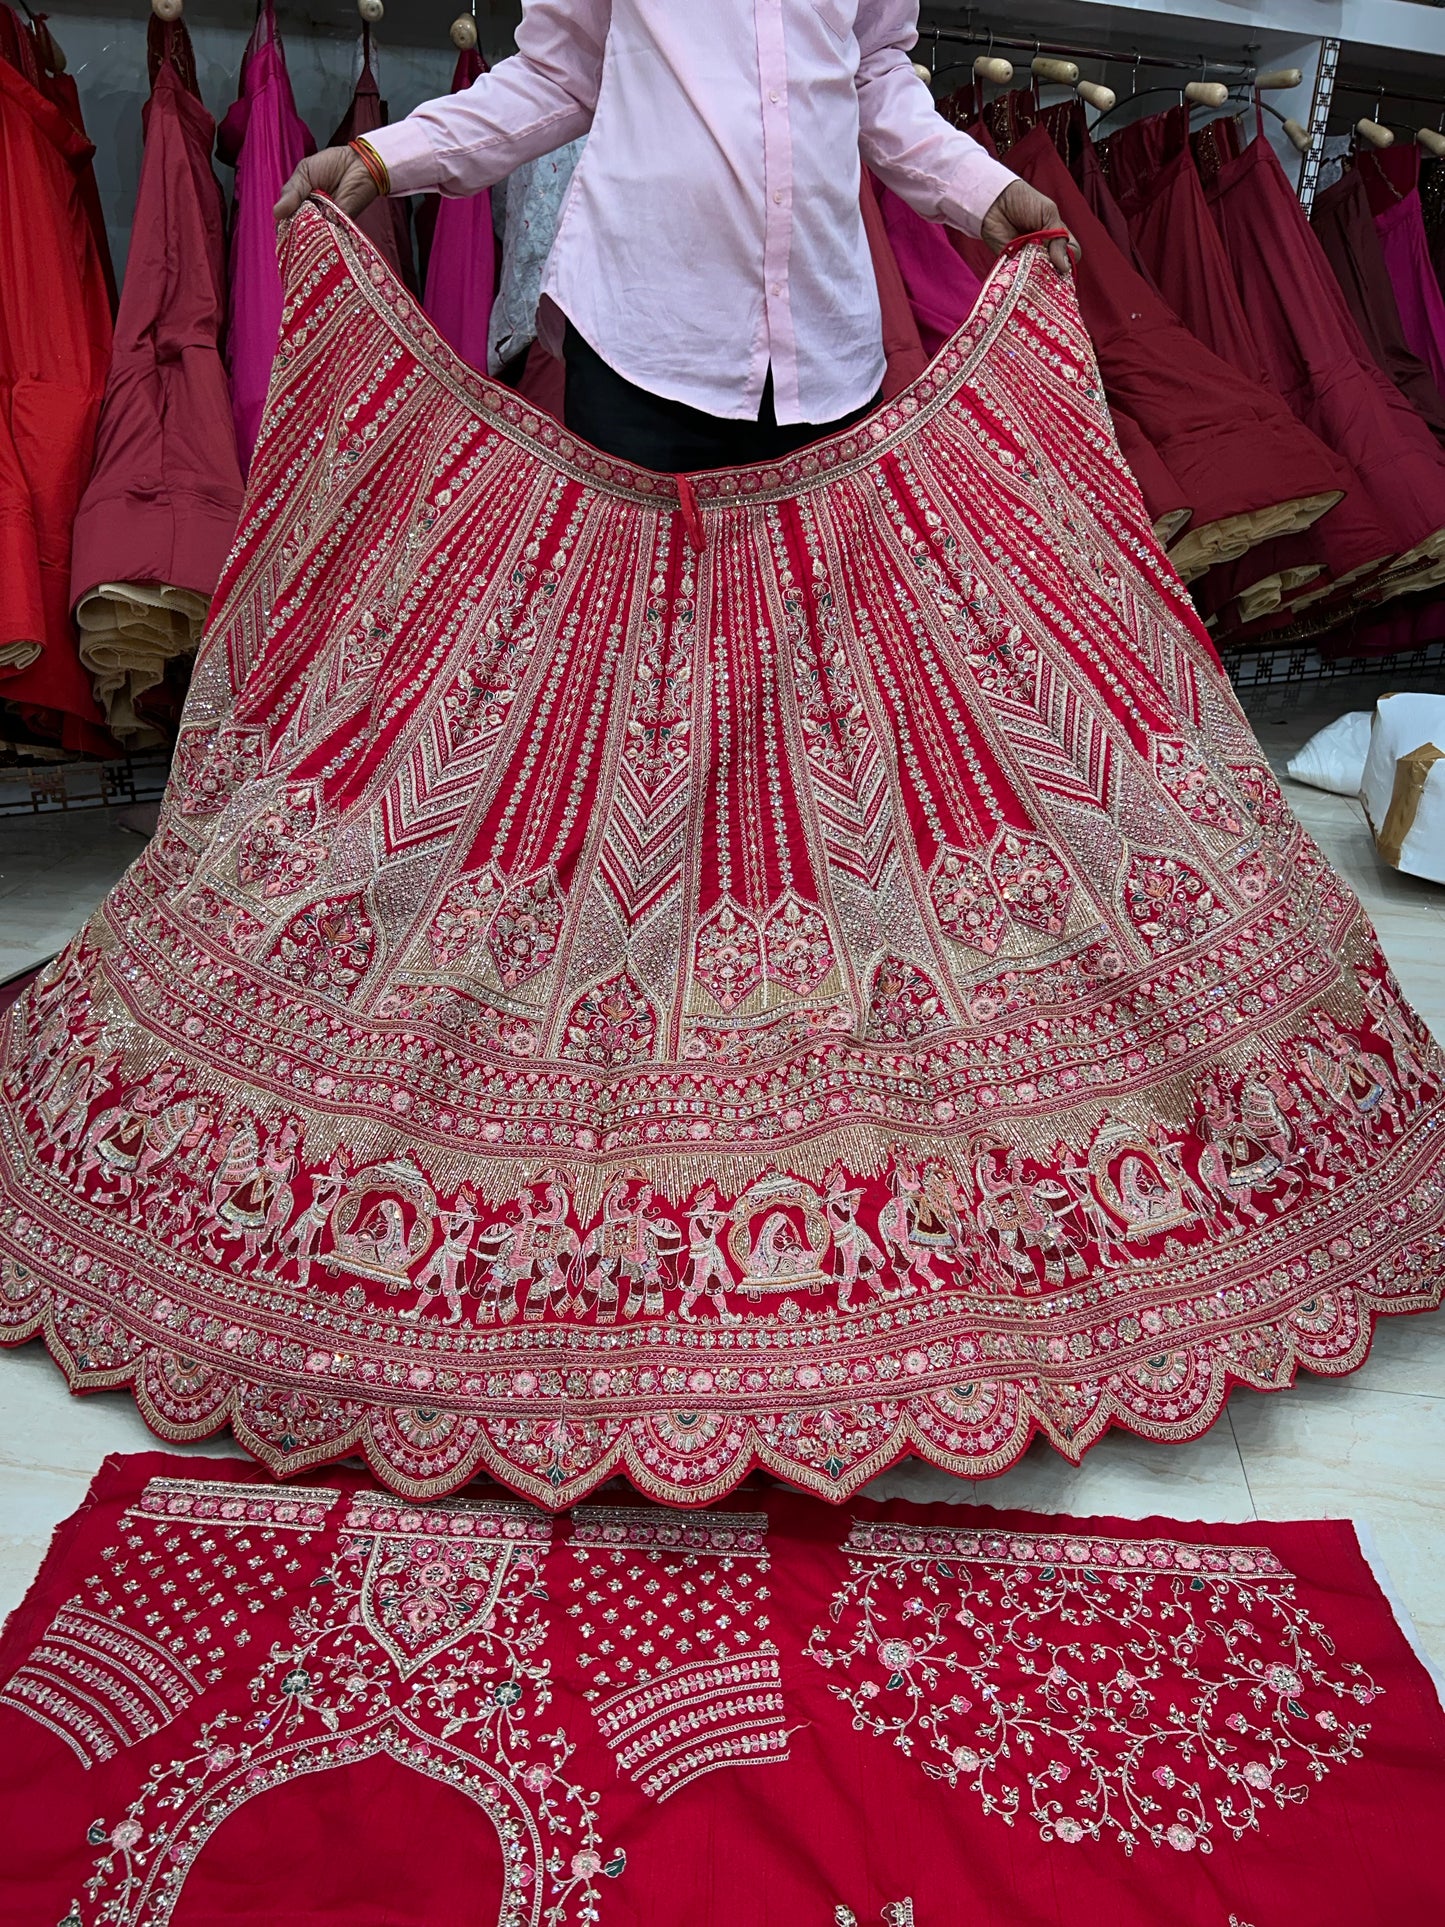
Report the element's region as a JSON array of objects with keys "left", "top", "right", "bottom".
[{"left": 450, "top": 5, "right": 479, "bottom": 55}]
